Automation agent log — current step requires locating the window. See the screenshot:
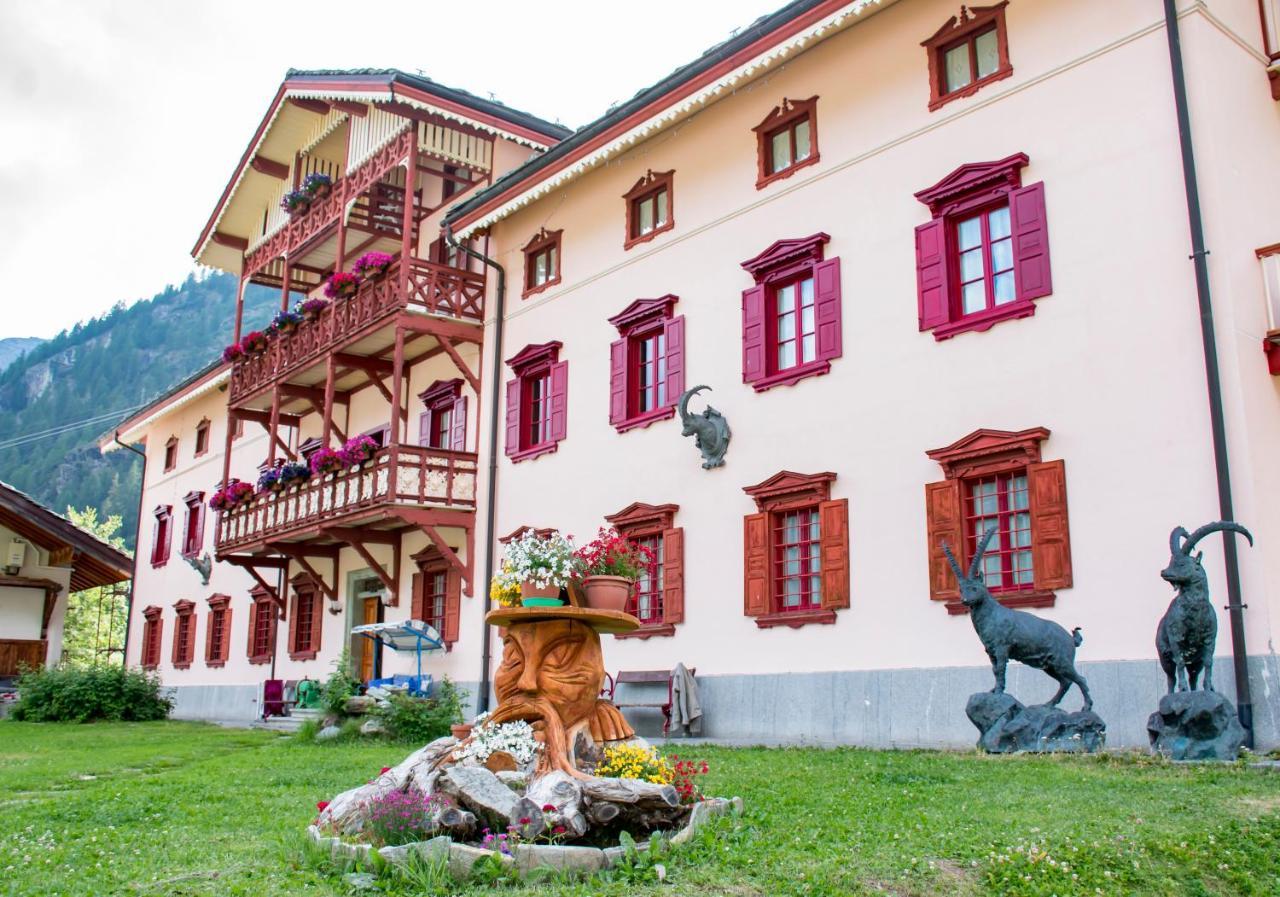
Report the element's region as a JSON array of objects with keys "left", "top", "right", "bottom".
[
  {"left": 205, "top": 594, "right": 231, "bottom": 667},
  {"left": 1256, "top": 243, "right": 1280, "bottom": 374},
  {"left": 504, "top": 342, "right": 567, "bottom": 462},
  {"left": 605, "top": 503, "right": 684, "bottom": 638},
  {"left": 412, "top": 546, "right": 462, "bottom": 647},
  {"left": 522, "top": 228, "right": 562, "bottom": 298},
  {"left": 418, "top": 379, "right": 468, "bottom": 451},
  {"left": 150, "top": 505, "right": 172, "bottom": 567},
  {"left": 171, "top": 600, "right": 196, "bottom": 668},
  {"left": 623, "top": 170, "right": 674, "bottom": 249},
  {"left": 608, "top": 296, "right": 685, "bottom": 432},
  {"left": 194, "top": 419, "right": 211, "bottom": 457},
  {"left": 740, "top": 234, "right": 842, "bottom": 391},
  {"left": 743, "top": 472, "right": 848, "bottom": 629},
  {"left": 925, "top": 427, "right": 1072, "bottom": 614},
  {"left": 288, "top": 577, "right": 323, "bottom": 661},
  {"left": 163, "top": 436, "right": 178, "bottom": 473},
  {"left": 914, "top": 153, "right": 1052, "bottom": 340},
  {"left": 247, "top": 587, "right": 277, "bottom": 664},
  {"left": 922, "top": 3, "right": 1011, "bottom": 111},
  {"left": 181, "top": 492, "right": 205, "bottom": 559},
  {"left": 232, "top": 416, "right": 245, "bottom": 441},
  {"left": 140, "top": 606, "right": 163, "bottom": 669},
  {"left": 362, "top": 426, "right": 389, "bottom": 449},
  {"left": 753, "top": 96, "right": 819, "bottom": 189}
]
